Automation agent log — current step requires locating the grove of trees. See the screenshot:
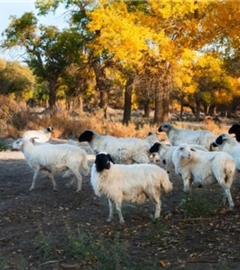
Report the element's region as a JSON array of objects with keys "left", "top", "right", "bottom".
[{"left": 1, "top": 0, "right": 240, "bottom": 125}]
